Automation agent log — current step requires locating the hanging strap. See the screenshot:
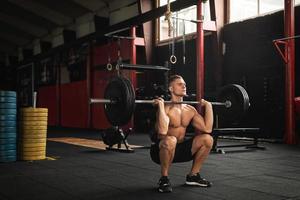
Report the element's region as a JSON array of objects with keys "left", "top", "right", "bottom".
[
  {"left": 169, "top": 17, "right": 177, "bottom": 64},
  {"left": 182, "top": 19, "right": 186, "bottom": 65},
  {"left": 106, "top": 38, "right": 113, "bottom": 71}
]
